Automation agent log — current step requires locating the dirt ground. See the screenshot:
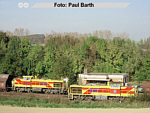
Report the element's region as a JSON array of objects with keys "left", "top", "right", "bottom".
[{"left": 0, "top": 106, "right": 150, "bottom": 113}]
